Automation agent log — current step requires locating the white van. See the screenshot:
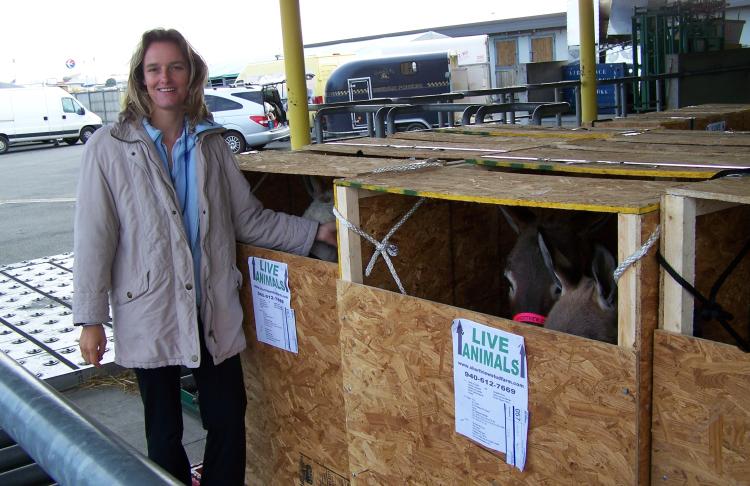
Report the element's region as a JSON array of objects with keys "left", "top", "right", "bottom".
[{"left": 0, "top": 86, "right": 103, "bottom": 154}]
